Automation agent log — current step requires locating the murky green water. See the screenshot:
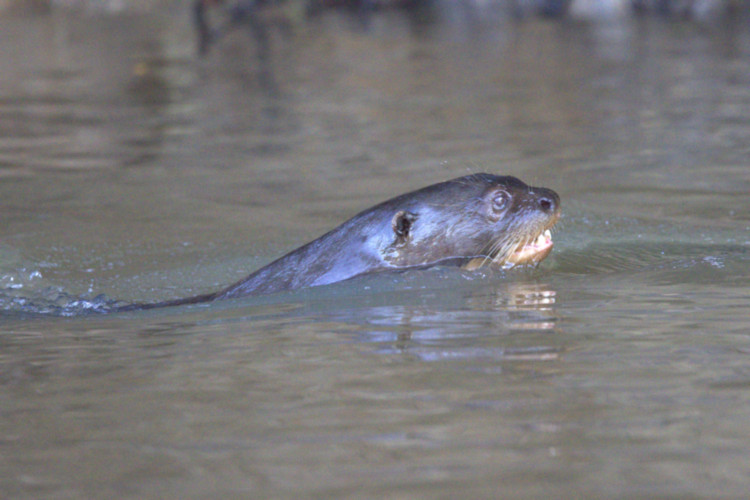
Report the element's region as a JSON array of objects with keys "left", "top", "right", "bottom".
[{"left": 1, "top": 2, "right": 750, "bottom": 498}]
